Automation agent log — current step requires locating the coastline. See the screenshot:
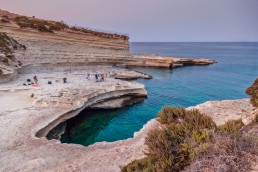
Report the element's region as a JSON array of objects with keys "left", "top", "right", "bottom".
[
  {"left": 0, "top": 81, "right": 255, "bottom": 171},
  {"left": 0, "top": 9, "right": 256, "bottom": 172}
]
